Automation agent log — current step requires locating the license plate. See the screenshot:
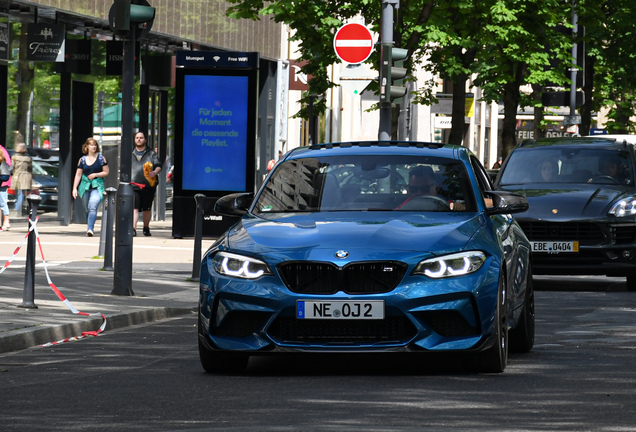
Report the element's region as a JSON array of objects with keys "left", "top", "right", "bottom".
[
  {"left": 532, "top": 241, "right": 579, "bottom": 254},
  {"left": 296, "top": 300, "right": 384, "bottom": 320}
]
